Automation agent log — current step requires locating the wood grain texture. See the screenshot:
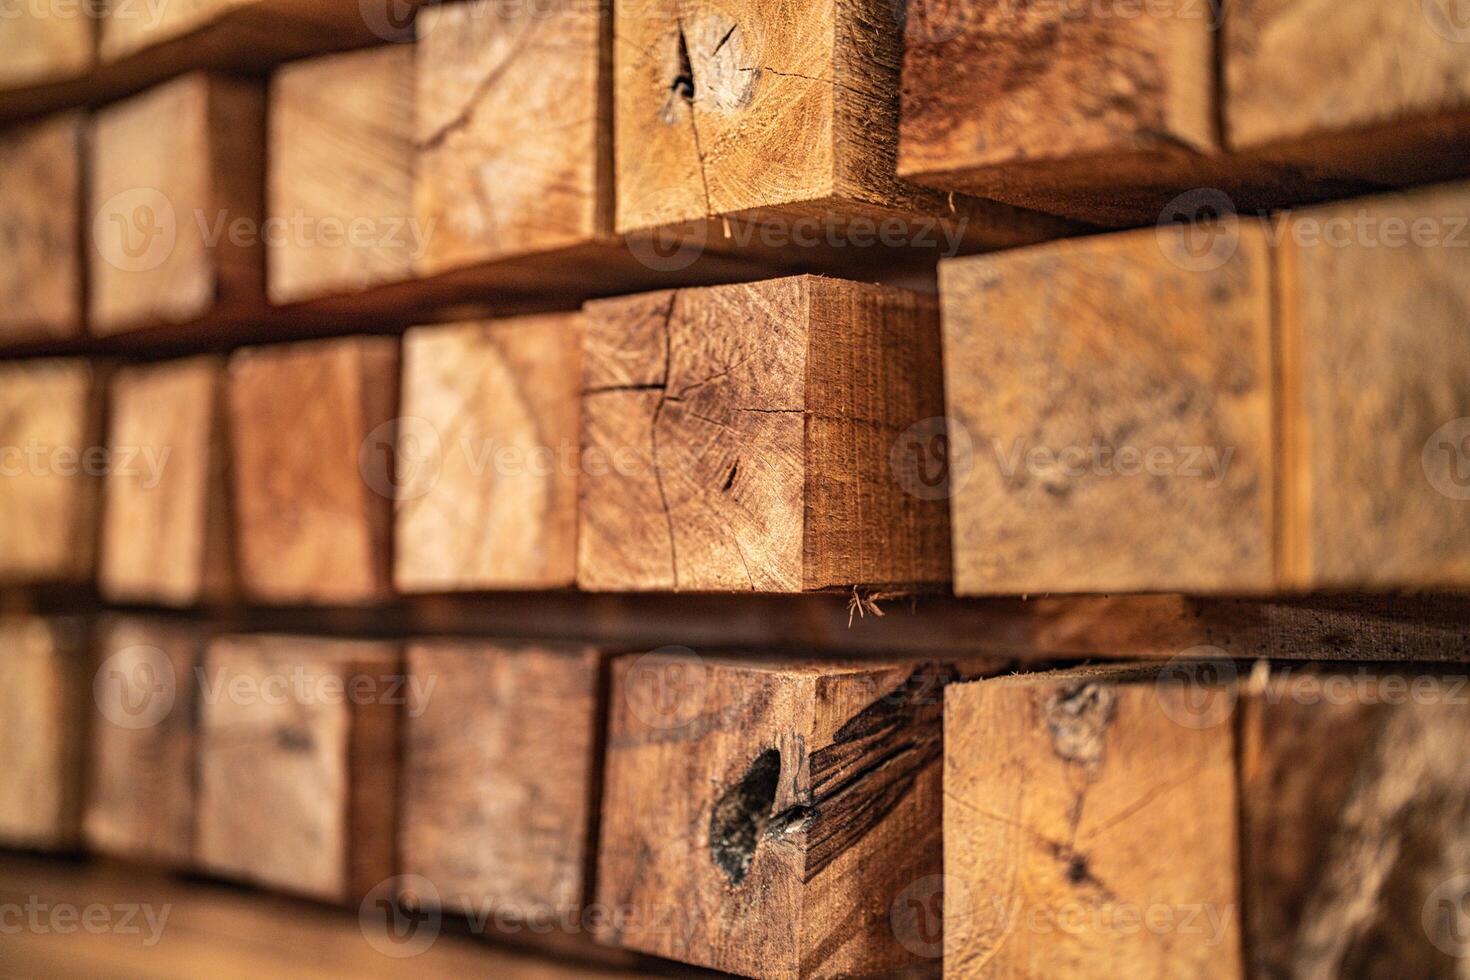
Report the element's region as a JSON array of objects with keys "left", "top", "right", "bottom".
[
  {"left": 414, "top": 0, "right": 610, "bottom": 278},
  {"left": 0, "top": 1, "right": 93, "bottom": 91},
  {"left": 195, "top": 633, "right": 400, "bottom": 904},
  {"left": 83, "top": 615, "right": 203, "bottom": 867},
  {"left": 0, "top": 616, "right": 87, "bottom": 850},
  {"left": 1227, "top": 0, "right": 1470, "bottom": 150},
  {"left": 402, "top": 640, "right": 607, "bottom": 921},
  {"left": 948, "top": 662, "right": 1470, "bottom": 978},
  {"left": 1277, "top": 182, "right": 1470, "bottom": 590},
  {"left": 899, "top": 0, "right": 1470, "bottom": 225},
  {"left": 88, "top": 71, "right": 265, "bottom": 335},
  {"left": 597, "top": 650, "right": 1006, "bottom": 977},
  {"left": 940, "top": 223, "right": 1275, "bottom": 595},
  {"left": 395, "top": 315, "right": 582, "bottom": 593},
  {"left": 613, "top": 0, "right": 1067, "bottom": 249},
  {"left": 0, "top": 358, "right": 105, "bottom": 586},
  {"left": 100, "top": 355, "right": 234, "bottom": 607},
  {"left": 227, "top": 335, "right": 398, "bottom": 605},
  {"left": 0, "top": 112, "right": 85, "bottom": 344},
  {"left": 268, "top": 44, "right": 416, "bottom": 305},
  {"left": 579, "top": 276, "right": 949, "bottom": 593}
]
